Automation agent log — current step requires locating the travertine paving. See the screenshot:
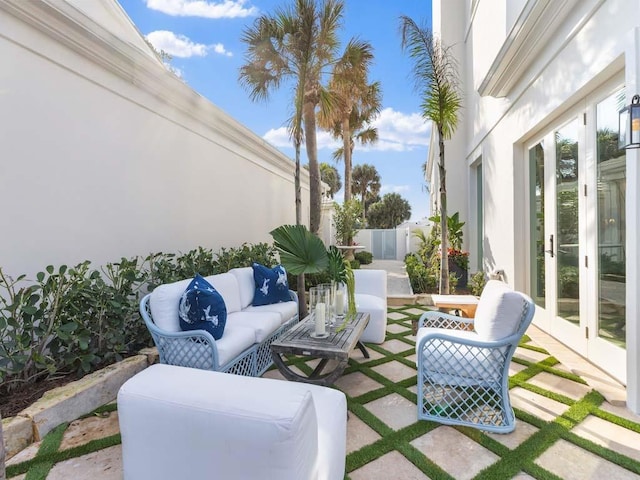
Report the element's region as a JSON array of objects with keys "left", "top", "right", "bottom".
[{"left": 5, "top": 303, "right": 640, "bottom": 480}]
